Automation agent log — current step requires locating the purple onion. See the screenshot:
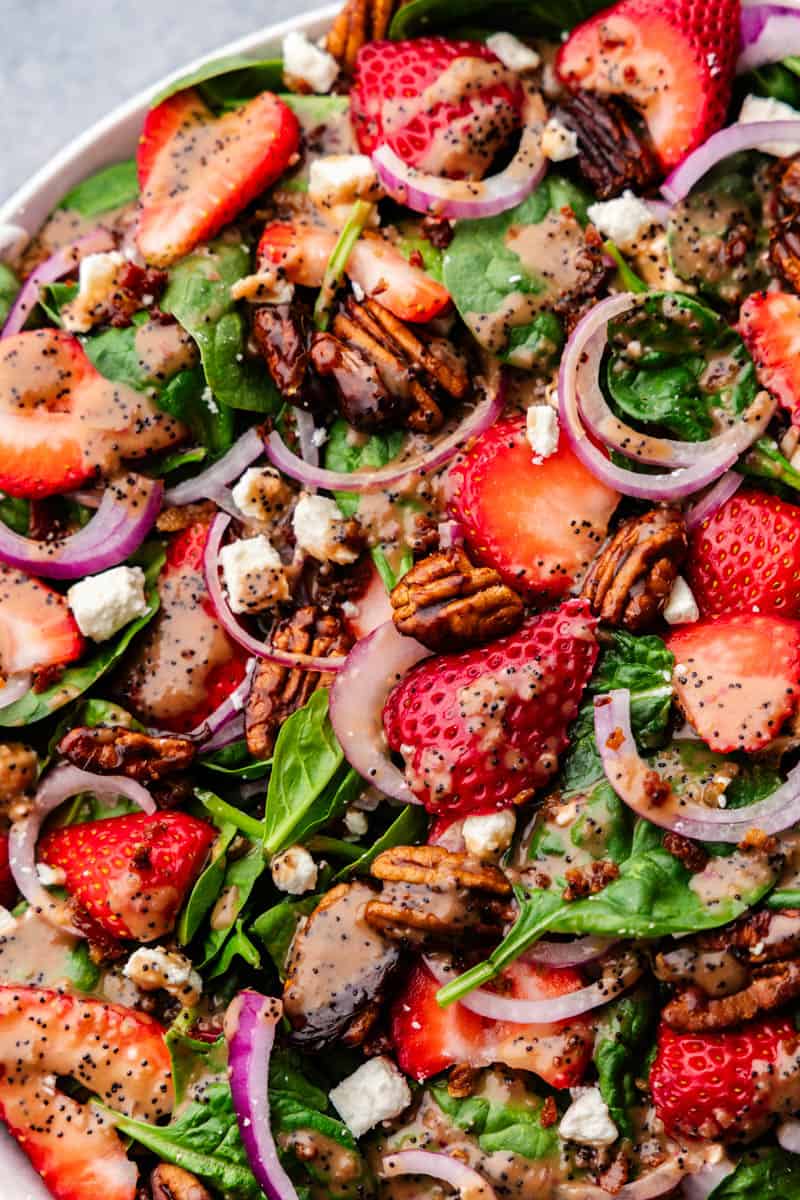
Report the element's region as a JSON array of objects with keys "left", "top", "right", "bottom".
[
  {"left": 685, "top": 471, "right": 743, "bottom": 531},
  {"left": 662, "top": 120, "right": 800, "bottom": 204},
  {"left": 2, "top": 229, "right": 116, "bottom": 339},
  {"left": 164, "top": 426, "right": 263, "bottom": 508}
]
